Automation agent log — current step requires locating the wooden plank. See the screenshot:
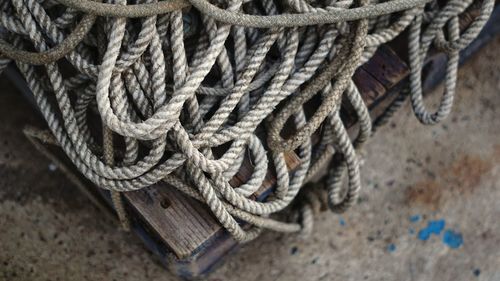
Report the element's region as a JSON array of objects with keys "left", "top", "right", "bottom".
[
  {"left": 124, "top": 150, "right": 301, "bottom": 259},
  {"left": 125, "top": 185, "right": 221, "bottom": 258},
  {"left": 341, "top": 44, "right": 409, "bottom": 128},
  {"left": 361, "top": 45, "right": 410, "bottom": 90},
  {"left": 352, "top": 67, "right": 386, "bottom": 106}
]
